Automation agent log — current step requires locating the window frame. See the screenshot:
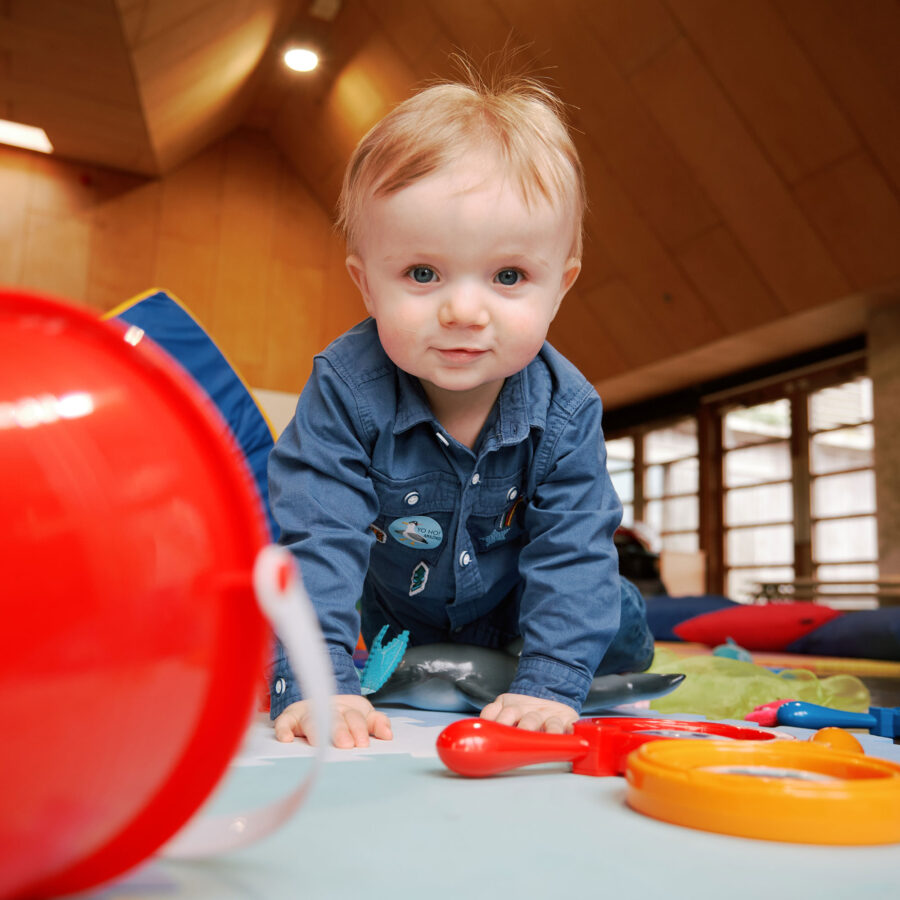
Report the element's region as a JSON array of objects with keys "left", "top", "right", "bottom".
[
  {"left": 606, "top": 350, "right": 871, "bottom": 597},
  {"left": 702, "top": 351, "right": 869, "bottom": 597}
]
